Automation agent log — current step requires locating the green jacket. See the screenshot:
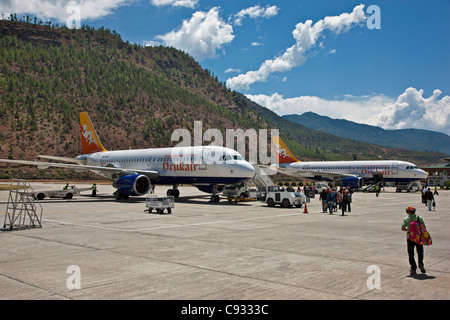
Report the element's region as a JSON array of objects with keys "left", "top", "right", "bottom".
[{"left": 402, "top": 214, "right": 425, "bottom": 239}]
